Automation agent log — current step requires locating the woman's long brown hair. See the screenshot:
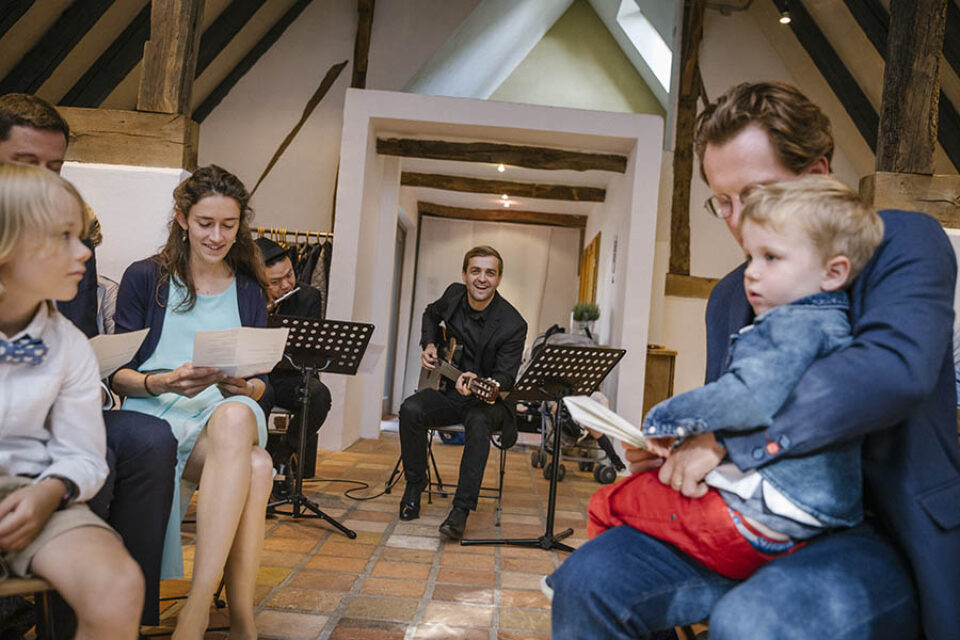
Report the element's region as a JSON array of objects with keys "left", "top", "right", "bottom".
[{"left": 155, "top": 164, "right": 266, "bottom": 310}]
